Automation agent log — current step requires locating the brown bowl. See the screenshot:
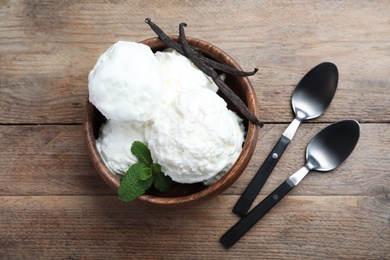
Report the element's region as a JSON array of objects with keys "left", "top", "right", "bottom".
[{"left": 84, "top": 36, "right": 259, "bottom": 208}]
